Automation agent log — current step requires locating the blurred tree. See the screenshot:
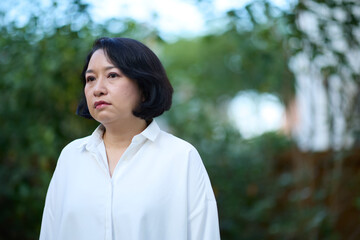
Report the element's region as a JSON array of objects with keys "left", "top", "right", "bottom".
[
  {"left": 162, "top": 3, "right": 295, "bottom": 104},
  {"left": 290, "top": 0, "right": 360, "bottom": 150},
  {"left": 0, "top": 0, "right": 308, "bottom": 239},
  {"left": 0, "top": 2, "right": 96, "bottom": 238},
  {"left": 2, "top": 0, "right": 359, "bottom": 239},
  {"left": 288, "top": 1, "right": 360, "bottom": 238}
]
